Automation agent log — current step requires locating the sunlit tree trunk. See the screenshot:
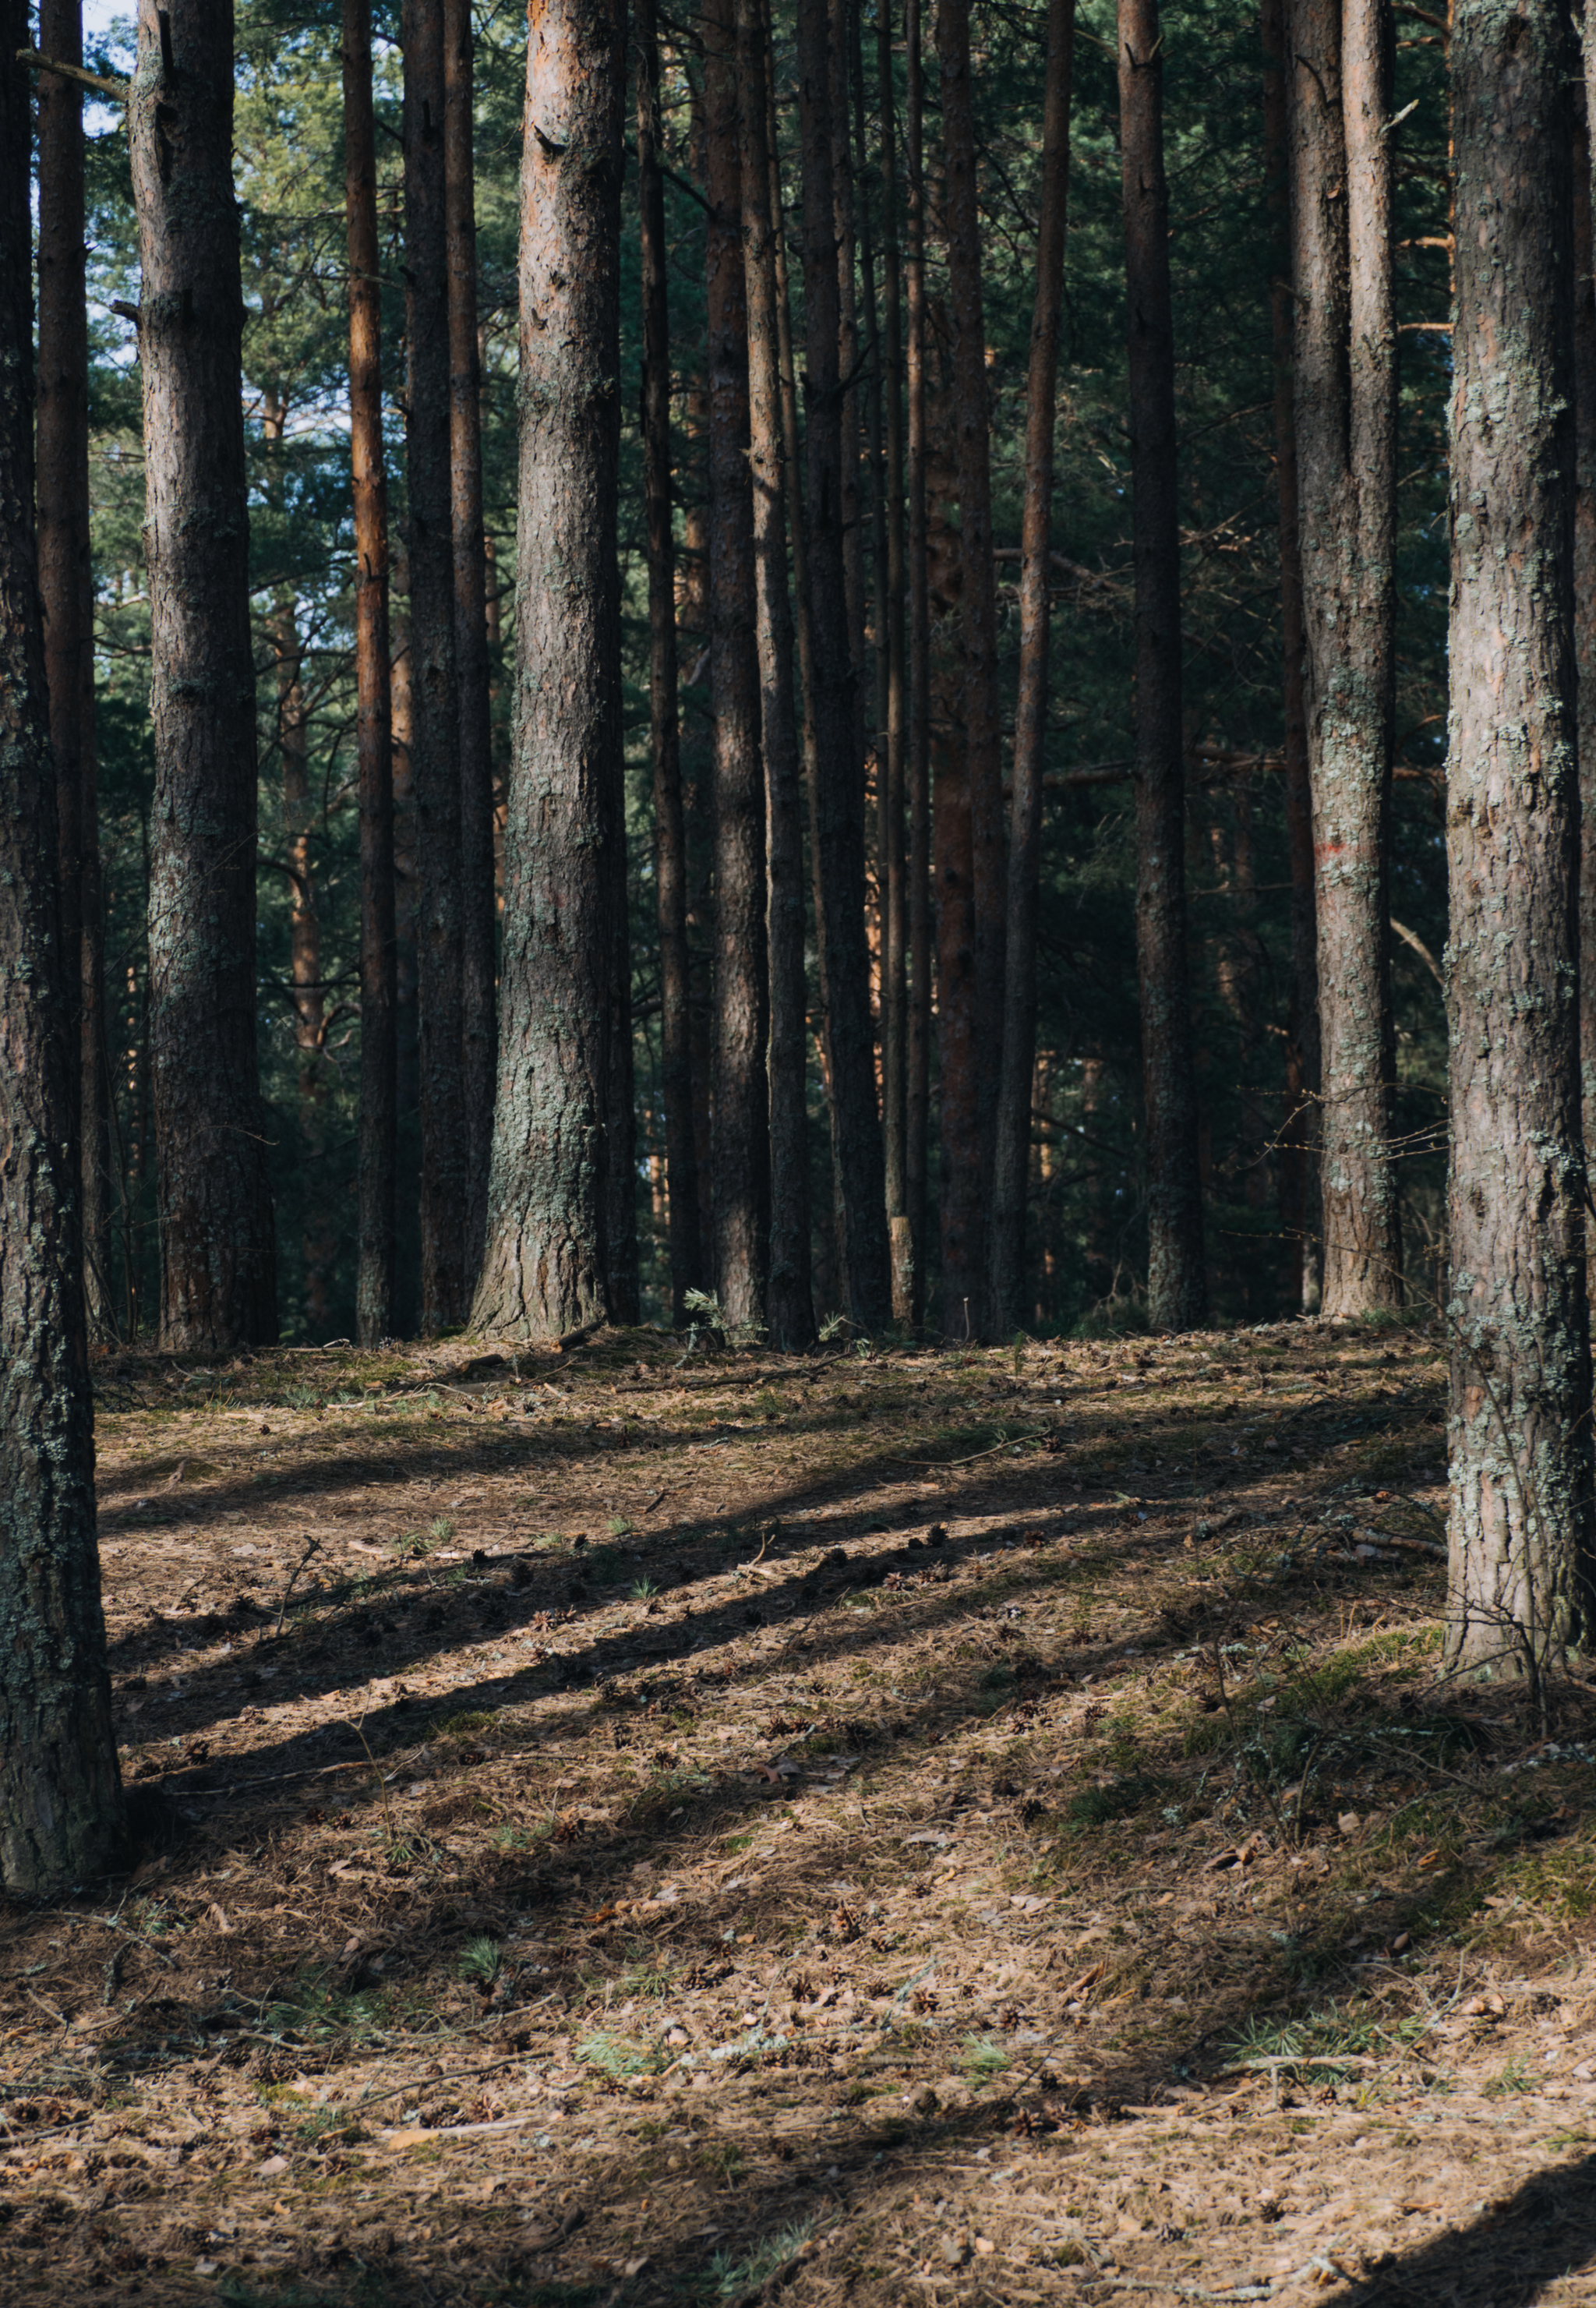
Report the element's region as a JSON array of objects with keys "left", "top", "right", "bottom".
[
  {"left": 876, "top": 0, "right": 913, "bottom": 1324},
  {"left": 471, "top": 0, "right": 630, "bottom": 1337},
  {"left": 1287, "top": 0, "right": 1402, "bottom": 1317},
  {"left": 36, "top": 0, "right": 111, "bottom": 1338},
  {"left": 706, "top": 0, "right": 769, "bottom": 1330},
  {"left": 343, "top": 0, "right": 397, "bottom": 1345},
  {"left": 739, "top": 0, "right": 816, "bottom": 1350},
  {"left": 0, "top": 9, "right": 122, "bottom": 1891},
  {"left": 130, "top": 0, "right": 277, "bottom": 1348},
  {"left": 1446, "top": 0, "right": 1594, "bottom": 1684},
  {"left": 990, "top": 0, "right": 1074, "bottom": 1340},
  {"left": 404, "top": 0, "right": 468, "bottom": 1332},
  {"left": 904, "top": 0, "right": 931, "bottom": 1324},
  {"left": 1118, "top": 0, "right": 1206, "bottom": 1330},
  {"left": 797, "top": 0, "right": 890, "bottom": 1328}
]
